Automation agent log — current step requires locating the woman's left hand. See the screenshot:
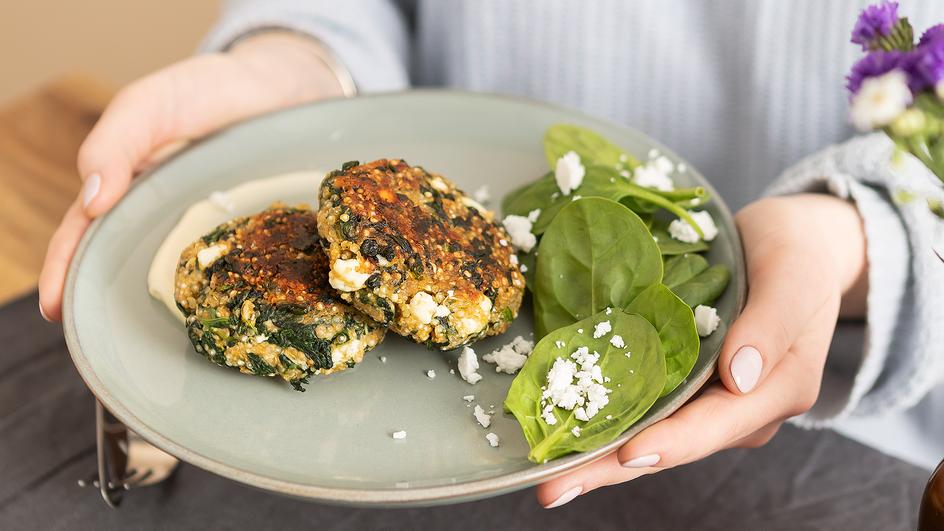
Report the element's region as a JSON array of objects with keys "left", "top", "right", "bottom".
[{"left": 536, "top": 194, "right": 869, "bottom": 509}]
